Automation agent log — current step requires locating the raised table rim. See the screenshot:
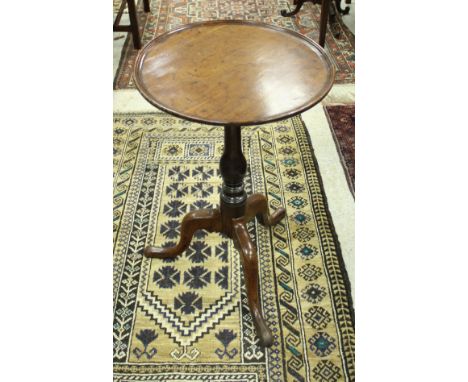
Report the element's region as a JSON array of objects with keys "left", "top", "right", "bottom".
[{"left": 133, "top": 20, "right": 336, "bottom": 126}]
